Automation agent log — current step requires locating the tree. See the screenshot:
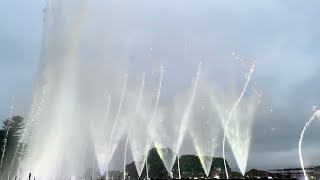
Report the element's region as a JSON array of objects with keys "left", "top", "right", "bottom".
[
  {"left": 146, "top": 148, "right": 167, "bottom": 178},
  {"left": 0, "top": 116, "right": 25, "bottom": 179},
  {"left": 175, "top": 155, "right": 203, "bottom": 177}
]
